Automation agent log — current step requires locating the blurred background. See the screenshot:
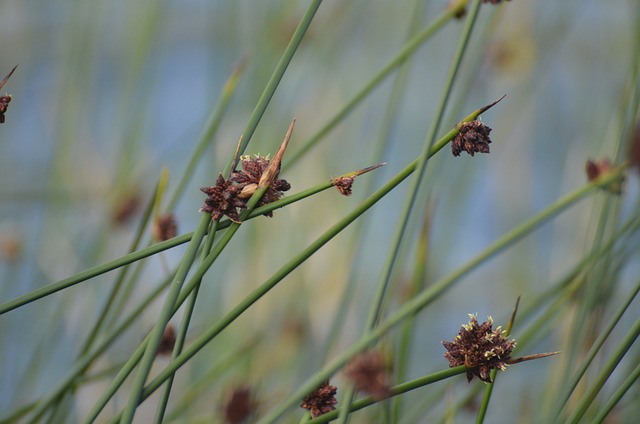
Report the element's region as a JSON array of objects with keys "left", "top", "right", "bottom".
[{"left": 1, "top": 0, "right": 639, "bottom": 422}]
